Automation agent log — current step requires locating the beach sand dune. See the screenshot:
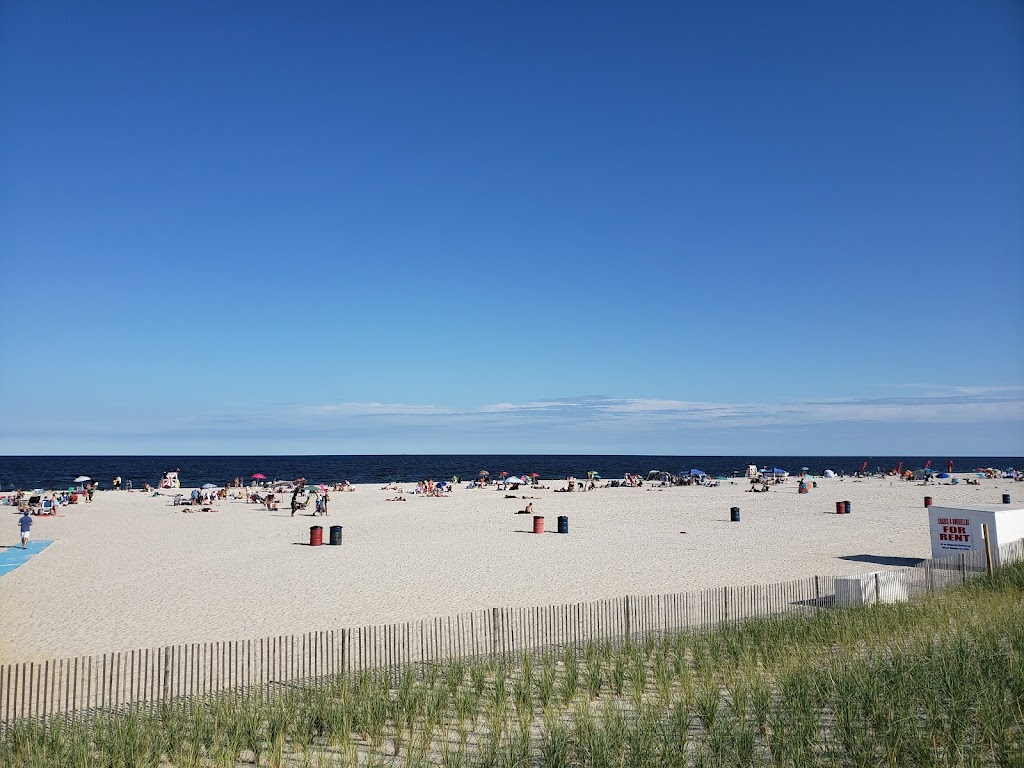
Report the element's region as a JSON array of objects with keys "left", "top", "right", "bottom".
[{"left": 0, "top": 477, "right": 1015, "bottom": 662}]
